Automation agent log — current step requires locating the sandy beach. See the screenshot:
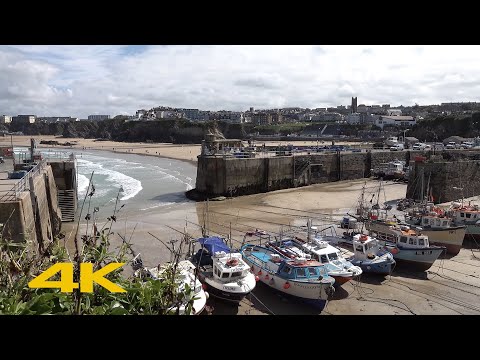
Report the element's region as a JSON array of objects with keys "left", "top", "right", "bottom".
[{"left": 4, "top": 134, "right": 480, "bottom": 315}]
